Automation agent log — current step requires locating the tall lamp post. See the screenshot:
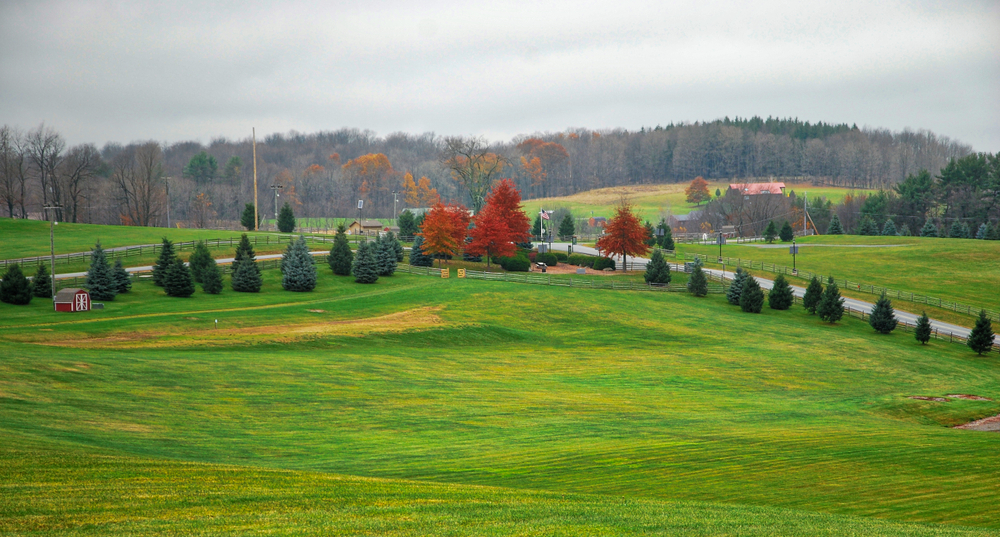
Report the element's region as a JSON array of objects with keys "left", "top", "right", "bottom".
[
  {"left": 43, "top": 205, "right": 62, "bottom": 310},
  {"left": 392, "top": 190, "right": 398, "bottom": 226},
  {"left": 270, "top": 184, "right": 283, "bottom": 231},
  {"left": 790, "top": 239, "right": 798, "bottom": 275},
  {"left": 165, "top": 176, "right": 171, "bottom": 228}
]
